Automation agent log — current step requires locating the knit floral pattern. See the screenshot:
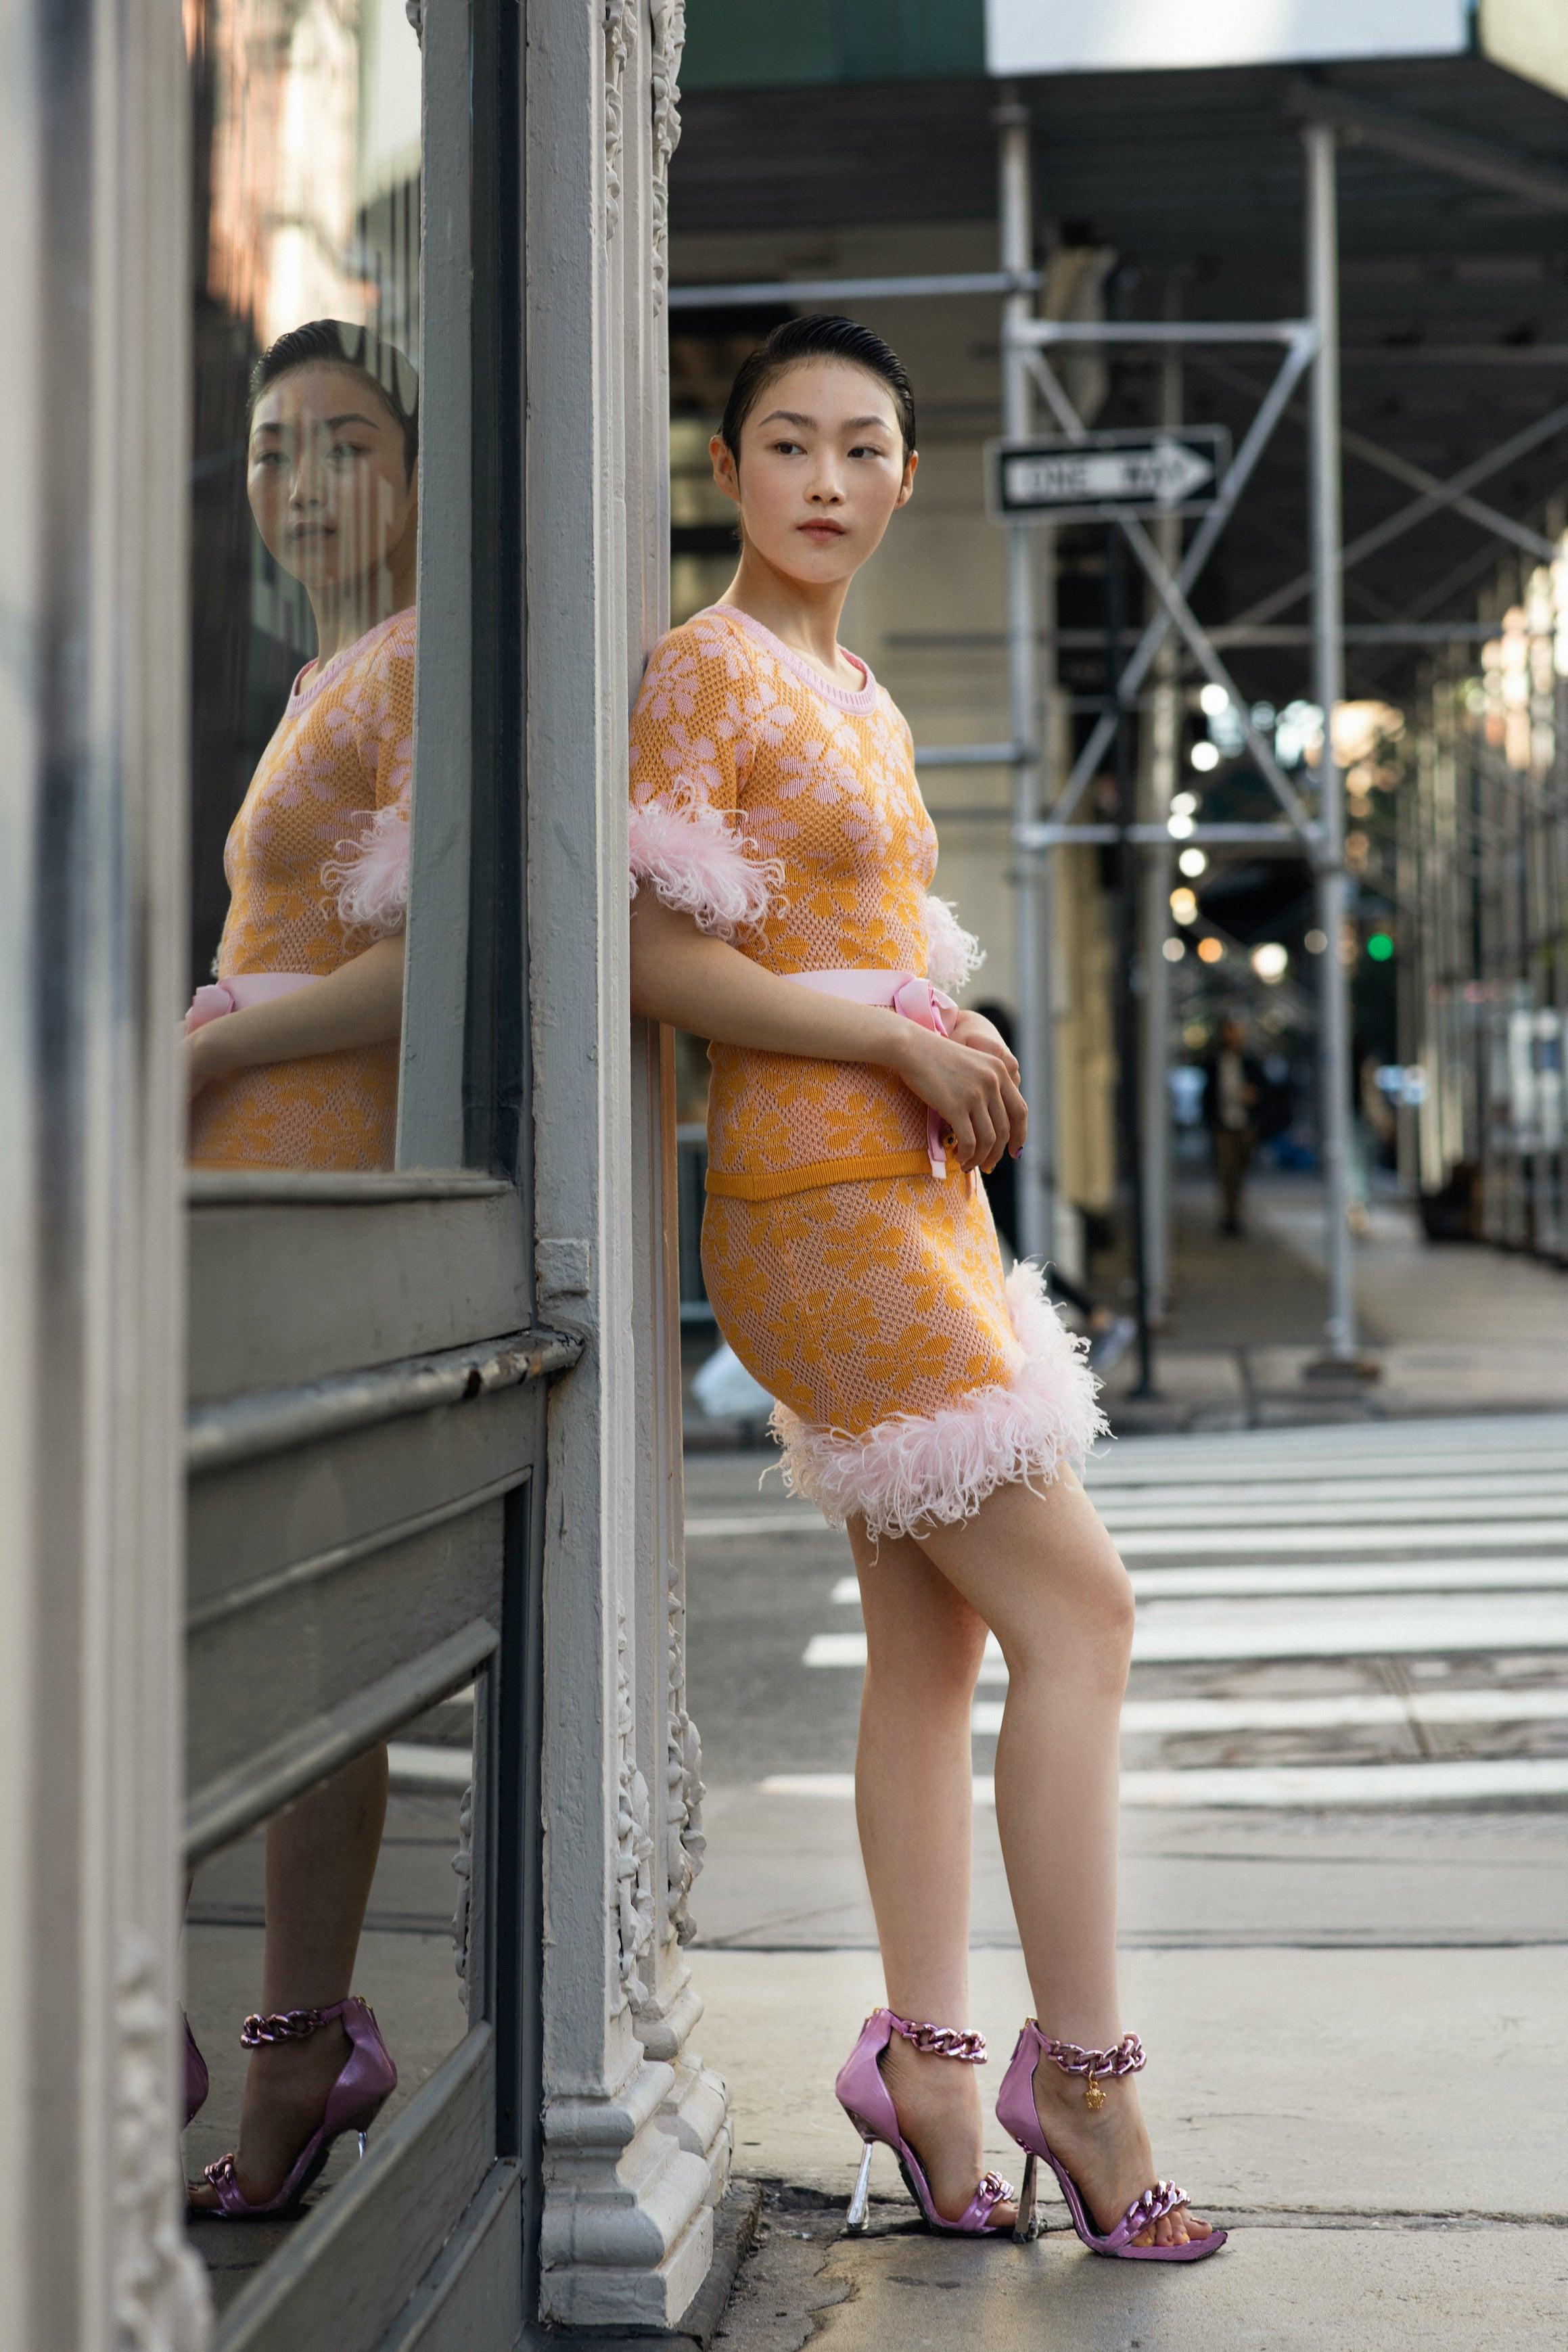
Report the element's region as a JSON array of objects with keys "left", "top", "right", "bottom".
[
  {"left": 188, "top": 607, "right": 414, "bottom": 1170},
  {"left": 629, "top": 603, "right": 958, "bottom": 1196},
  {"left": 629, "top": 604, "right": 1101, "bottom": 1529}
]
